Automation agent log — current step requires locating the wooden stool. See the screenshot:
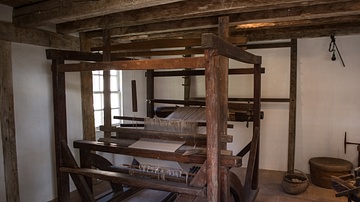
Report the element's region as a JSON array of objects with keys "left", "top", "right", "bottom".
[{"left": 309, "top": 157, "right": 353, "bottom": 189}]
